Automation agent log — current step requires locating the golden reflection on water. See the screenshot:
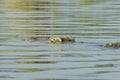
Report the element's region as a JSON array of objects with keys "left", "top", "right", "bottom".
[
  {"left": 1, "top": 0, "right": 35, "bottom": 11},
  {"left": 19, "top": 68, "right": 44, "bottom": 72},
  {"left": 0, "top": 0, "right": 111, "bottom": 39},
  {"left": 0, "top": 68, "right": 45, "bottom": 72},
  {"left": 0, "top": 0, "right": 120, "bottom": 80},
  {"left": 1, "top": 0, "right": 52, "bottom": 38},
  {"left": 78, "top": 0, "right": 107, "bottom": 5}
]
